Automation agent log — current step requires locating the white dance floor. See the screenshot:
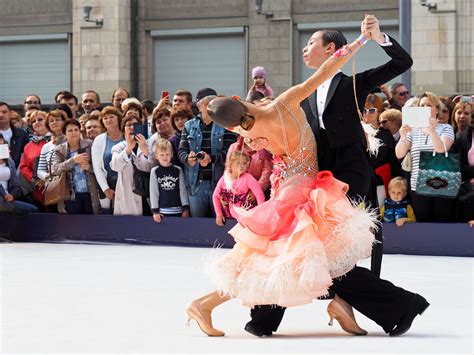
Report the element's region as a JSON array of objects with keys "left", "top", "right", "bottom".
[{"left": 1, "top": 243, "right": 472, "bottom": 354}]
